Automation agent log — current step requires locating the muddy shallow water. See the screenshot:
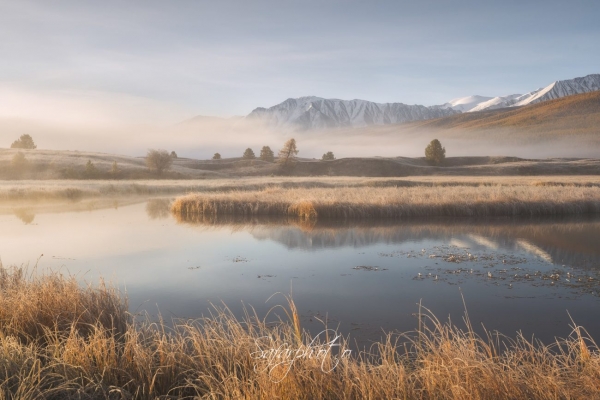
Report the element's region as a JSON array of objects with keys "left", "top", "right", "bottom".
[{"left": 2, "top": 198, "right": 600, "bottom": 345}]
